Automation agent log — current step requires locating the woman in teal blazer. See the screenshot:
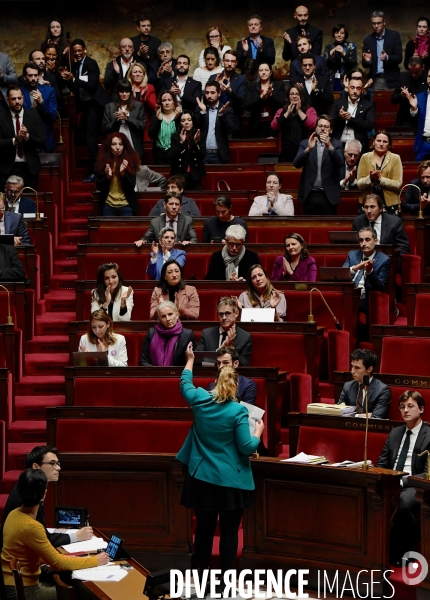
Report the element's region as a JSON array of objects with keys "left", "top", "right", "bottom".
[{"left": 177, "top": 343, "right": 264, "bottom": 577}]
